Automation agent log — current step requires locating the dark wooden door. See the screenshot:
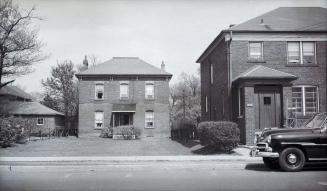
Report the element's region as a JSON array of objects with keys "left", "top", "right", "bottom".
[{"left": 255, "top": 86, "right": 281, "bottom": 129}]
